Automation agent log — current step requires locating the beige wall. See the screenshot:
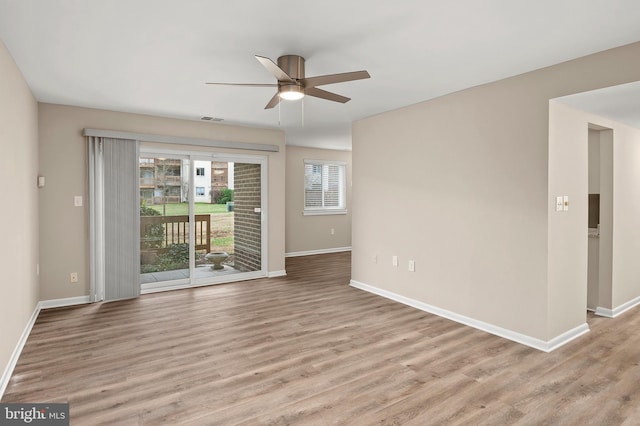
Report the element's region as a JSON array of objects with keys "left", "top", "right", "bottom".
[
  {"left": 588, "top": 129, "right": 601, "bottom": 194},
  {"left": 549, "top": 101, "right": 640, "bottom": 327},
  {"left": 285, "top": 146, "right": 352, "bottom": 255},
  {"left": 353, "top": 41, "right": 640, "bottom": 342},
  {"left": 0, "top": 41, "right": 39, "bottom": 380},
  {"left": 38, "top": 103, "right": 286, "bottom": 301},
  {"left": 610, "top": 127, "right": 640, "bottom": 308}
]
